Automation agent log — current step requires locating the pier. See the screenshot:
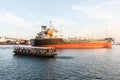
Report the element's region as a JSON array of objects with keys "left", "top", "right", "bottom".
[
  {"left": 0, "top": 36, "right": 29, "bottom": 45},
  {"left": 13, "top": 46, "right": 57, "bottom": 57}
]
